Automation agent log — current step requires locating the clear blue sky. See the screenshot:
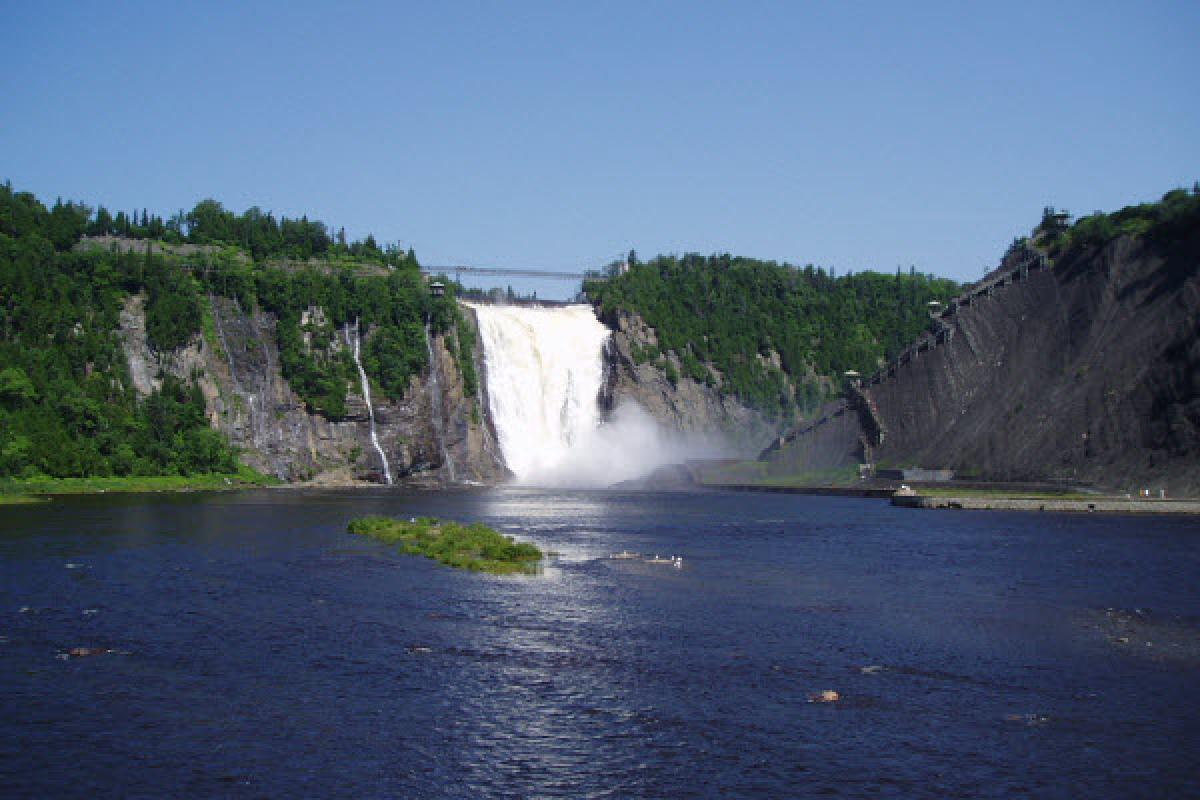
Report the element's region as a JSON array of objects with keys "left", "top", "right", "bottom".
[{"left": 2, "top": 1, "right": 1197, "bottom": 297}]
